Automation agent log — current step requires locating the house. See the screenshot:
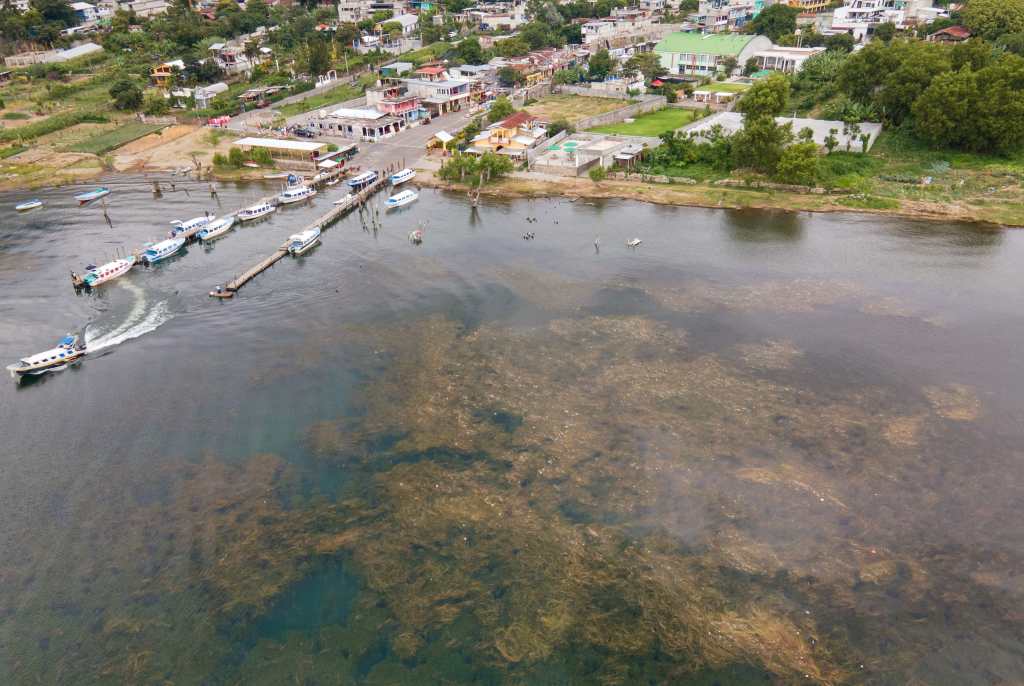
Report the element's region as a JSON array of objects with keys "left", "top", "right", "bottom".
[
  {"left": 232, "top": 137, "right": 330, "bottom": 171},
  {"left": 195, "top": 81, "right": 229, "bottom": 108},
  {"left": 380, "top": 61, "right": 413, "bottom": 77},
  {"left": 532, "top": 132, "right": 659, "bottom": 176},
  {"left": 469, "top": 110, "right": 545, "bottom": 160},
  {"left": 928, "top": 25, "right": 970, "bottom": 43},
  {"left": 783, "top": 0, "right": 831, "bottom": 12},
  {"left": 208, "top": 42, "right": 251, "bottom": 75},
  {"left": 3, "top": 42, "right": 103, "bottom": 67},
  {"left": 366, "top": 81, "right": 426, "bottom": 122},
  {"left": 654, "top": 32, "right": 772, "bottom": 76},
  {"left": 413, "top": 64, "right": 447, "bottom": 81},
  {"left": 450, "top": 64, "right": 495, "bottom": 82},
  {"left": 376, "top": 13, "right": 419, "bottom": 36},
  {"left": 401, "top": 77, "right": 473, "bottom": 115},
  {"left": 321, "top": 106, "right": 405, "bottom": 141},
  {"left": 70, "top": 2, "right": 98, "bottom": 22},
  {"left": 831, "top": 0, "right": 943, "bottom": 41},
  {"left": 694, "top": 0, "right": 766, "bottom": 33},
  {"left": 589, "top": 74, "right": 646, "bottom": 96},
  {"left": 686, "top": 111, "right": 883, "bottom": 151},
  {"left": 753, "top": 46, "right": 826, "bottom": 74},
  {"left": 151, "top": 59, "right": 185, "bottom": 89}
]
